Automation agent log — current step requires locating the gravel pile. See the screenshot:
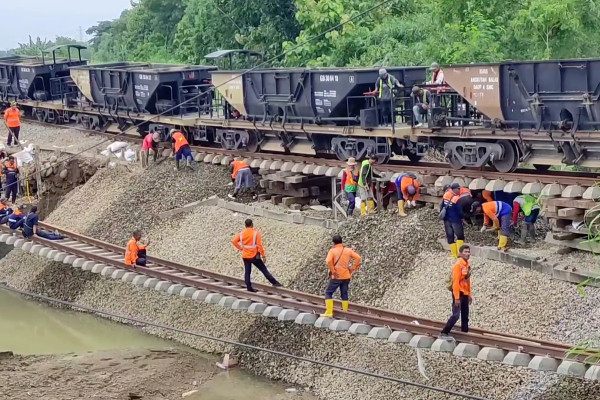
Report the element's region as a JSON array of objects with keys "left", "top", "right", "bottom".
[
  {"left": 236, "top": 321, "right": 600, "bottom": 400},
  {"left": 150, "top": 206, "right": 329, "bottom": 285},
  {"left": 290, "top": 208, "right": 443, "bottom": 302},
  {"left": 1, "top": 122, "right": 107, "bottom": 157}
]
